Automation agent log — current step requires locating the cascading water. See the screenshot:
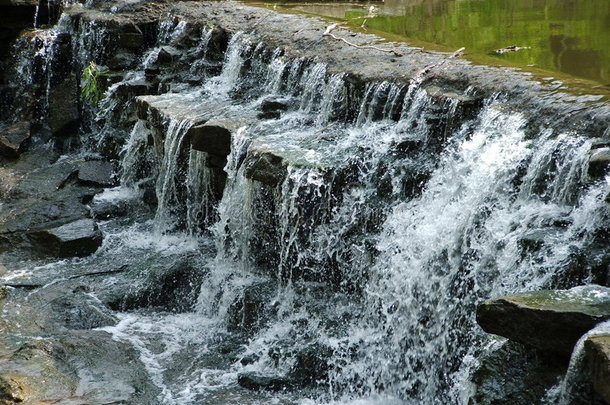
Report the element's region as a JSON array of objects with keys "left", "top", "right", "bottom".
[
  {"left": 115, "top": 28, "right": 610, "bottom": 402},
  {"left": 5, "top": 6, "right": 610, "bottom": 404}
]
